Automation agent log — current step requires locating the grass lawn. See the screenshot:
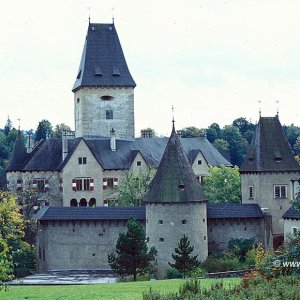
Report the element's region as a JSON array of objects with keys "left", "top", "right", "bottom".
[{"left": 1, "top": 278, "right": 240, "bottom": 300}]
